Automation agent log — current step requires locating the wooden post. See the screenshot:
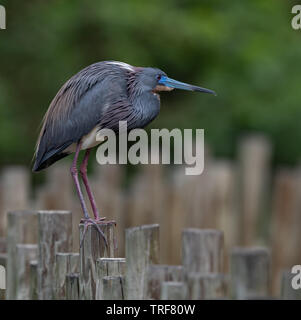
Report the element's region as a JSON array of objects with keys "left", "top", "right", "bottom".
[
  {"left": 44, "top": 164, "right": 74, "bottom": 211},
  {"left": 37, "top": 211, "right": 72, "bottom": 300},
  {"left": 125, "top": 164, "right": 166, "bottom": 262},
  {"left": 294, "top": 166, "right": 301, "bottom": 271},
  {"left": 125, "top": 224, "right": 160, "bottom": 299},
  {"left": 35, "top": 164, "right": 73, "bottom": 212},
  {"left": 0, "top": 238, "right": 6, "bottom": 253},
  {"left": 0, "top": 253, "right": 6, "bottom": 300},
  {"left": 6, "top": 210, "right": 37, "bottom": 300},
  {"left": 97, "top": 257, "right": 126, "bottom": 277},
  {"left": 66, "top": 273, "right": 80, "bottom": 300},
  {"left": 15, "top": 244, "right": 37, "bottom": 300},
  {"left": 55, "top": 253, "right": 79, "bottom": 299},
  {"left": 281, "top": 270, "right": 301, "bottom": 300},
  {"left": 187, "top": 273, "right": 227, "bottom": 299},
  {"left": 102, "top": 276, "right": 125, "bottom": 300},
  {"left": 230, "top": 247, "right": 270, "bottom": 299},
  {"left": 182, "top": 229, "right": 224, "bottom": 275},
  {"left": 35, "top": 164, "right": 78, "bottom": 252},
  {"left": 0, "top": 239, "right": 5, "bottom": 299},
  {"left": 29, "top": 260, "right": 38, "bottom": 300},
  {"left": 0, "top": 166, "right": 30, "bottom": 236},
  {"left": 96, "top": 257, "right": 126, "bottom": 300},
  {"left": 209, "top": 161, "right": 238, "bottom": 274},
  {"left": 128, "top": 165, "right": 165, "bottom": 228},
  {"left": 167, "top": 145, "right": 213, "bottom": 265},
  {"left": 79, "top": 222, "right": 116, "bottom": 300},
  {"left": 271, "top": 169, "right": 299, "bottom": 294},
  {"left": 161, "top": 281, "right": 187, "bottom": 300},
  {"left": 237, "top": 135, "right": 271, "bottom": 245},
  {"left": 91, "top": 164, "right": 125, "bottom": 257},
  {"left": 146, "top": 264, "right": 184, "bottom": 299},
  {"left": 167, "top": 169, "right": 189, "bottom": 265},
  {"left": 0, "top": 253, "right": 6, "bottom": 267}
]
